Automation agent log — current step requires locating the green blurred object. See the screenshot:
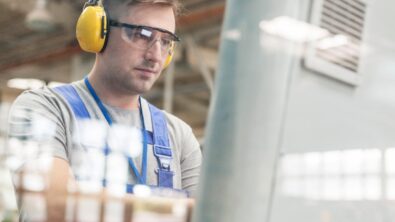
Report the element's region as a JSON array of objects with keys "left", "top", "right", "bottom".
[{"left": 1, "top": 210, "right": 19, "bottom": 222}]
